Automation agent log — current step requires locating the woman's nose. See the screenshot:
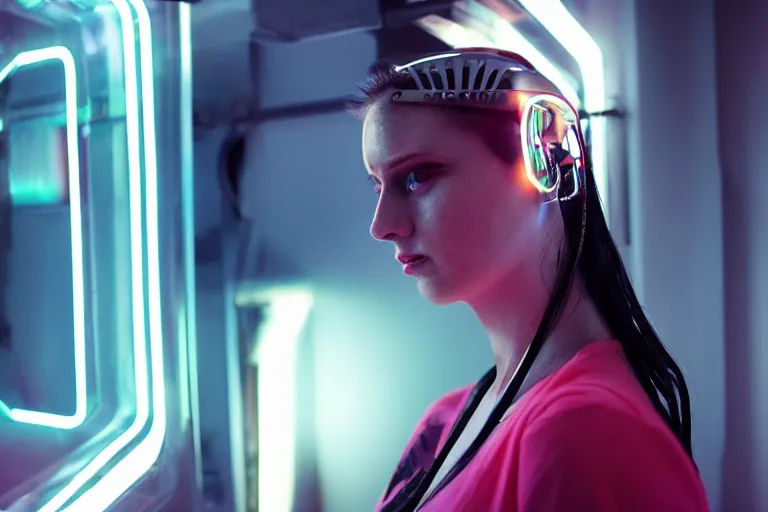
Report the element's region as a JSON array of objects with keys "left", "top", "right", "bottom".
[{"left": 369, "top": 194, "right": 413, "bottom": 242}]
